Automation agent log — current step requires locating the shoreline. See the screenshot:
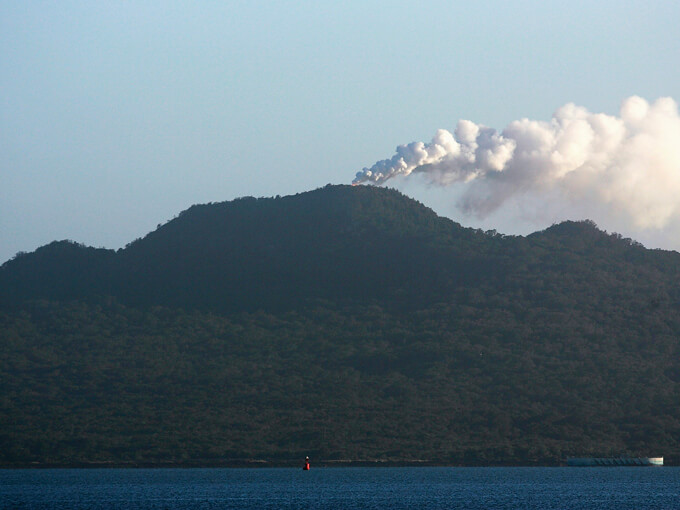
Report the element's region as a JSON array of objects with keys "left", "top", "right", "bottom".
[
  {"left": 0, "top": 459, "right": 588, "bottom": 469},
  {"left": 3, "top": 456, "right": 674, "bottom": 469}
]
